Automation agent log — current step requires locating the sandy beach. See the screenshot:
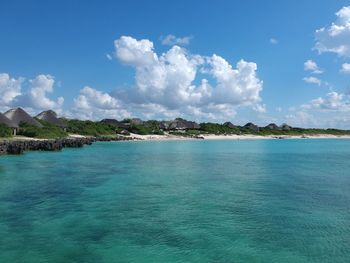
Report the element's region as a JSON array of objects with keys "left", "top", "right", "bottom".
[{"left": 126, "top": 133, "right": 350, "bottom": 141}]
